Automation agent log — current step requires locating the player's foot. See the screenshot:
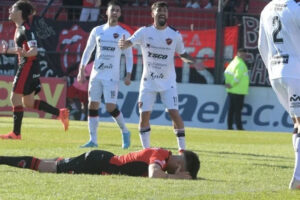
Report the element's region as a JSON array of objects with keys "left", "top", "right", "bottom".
[
  {"left": 122, "top": 131, "right": 131, "bottom": 149},
  {"left": 289, "top": 177, "right": 300, "bottom": 190},
  {"left": 0, "top": 132, "right": 21, "bottom": 140},
  {"left": 58, "top": 108, "right": 69, "bottom": 131},
  {"left": 178, "top": 149, "right": 185, "bottom": 155},
  {"left": 80, "top": 141, "right": 98, "bottom": 148}
]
